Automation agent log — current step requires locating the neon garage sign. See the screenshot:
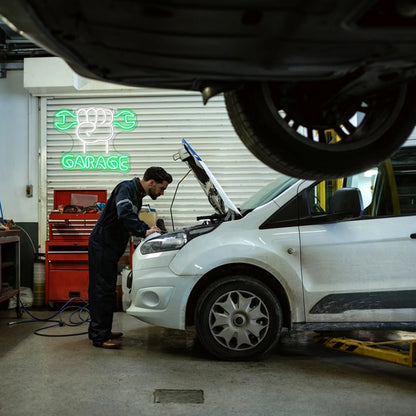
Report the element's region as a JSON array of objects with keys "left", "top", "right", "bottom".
[
  {"left": 61, "top": 154, "right": 129, "bottom": 171},
  {"left": 54, "top": 107, "right": 137, "bottom": 172}
]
